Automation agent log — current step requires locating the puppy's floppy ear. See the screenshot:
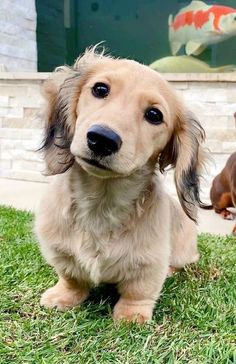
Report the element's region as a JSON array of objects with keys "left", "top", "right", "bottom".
[
  {"left": 159, "top": 110, "right": 205, "bottom": 222},
  {"left": 40, "top": 46, "right": 107, "bottom": 175},
  {"left": 40, "top": 70, "right": 79, "bottom": 175}
]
